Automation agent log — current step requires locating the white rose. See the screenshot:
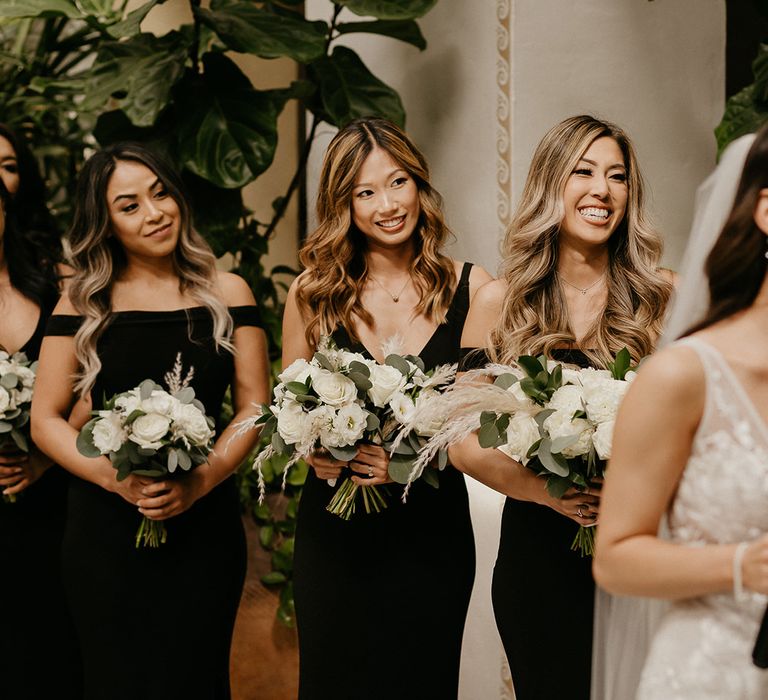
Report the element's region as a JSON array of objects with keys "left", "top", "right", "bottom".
[
  {"left": 592, "top": 420, "right": 615, "bottom": 460},
  {"left": 330, "top": 403, "right": 368, "bottom": 446},
  {"left": 173, "top": 403, "right": 214, "bottom": 446},
  {"left": 14, "top": 387, "right": 33, "bottom": 407},
  {"left": 276, "top": 401, "right": 311, "bottom": 446},
  {"left": 367, "top": 364, "right": 407, "bottom": 408},
  {"left": 0, "top": 386, "right": 9, "bottom": 414},
  {"left": 411, "top": 391, "right": 446, "bottom": 438},
  {"left": 92, "top": 413, "right": 128, "bottom": 454},
  {"left": 115, "top": 390, "right": 142, "bottom": 416},
  {"left": 624, "top": 370, "right": 638, "bottom": 384},
  {"left": 278, "top": 358, "right": 316, "bottom": 386},
  {"left": 15, "top": 366, "right": 35, "bottom": 388},
  {"left": 312, "top": 371, "right": 358, "bottom": 407},
  {"left": 129, "top": 413, "right": 172, "bottom": 450},
  {"left": 389, "top": 392, "right": 416, "bottom": 424},
  {"left": 0, "top": 351, "right": 8, "bottom": 361},
  {"left": 142, "top": 389, "right": 176, "bottom": 417},
  {"left": 581, "top": 376, "right": 629, "bottom": 424},
  {"left": 543, "top": 409, "right": 594, "bottom": 457},
  {"left": 560, "top": 367, "right": 583, "bottom": 386},
  {"left": 498, "top": 413, "right": 541, "bottom": 465},
  {"left": 337, "top": 349, "right": 368, "bottom": 367},
  {"left": 548, "top": 384, "right": 585, "bottom": 415}
]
